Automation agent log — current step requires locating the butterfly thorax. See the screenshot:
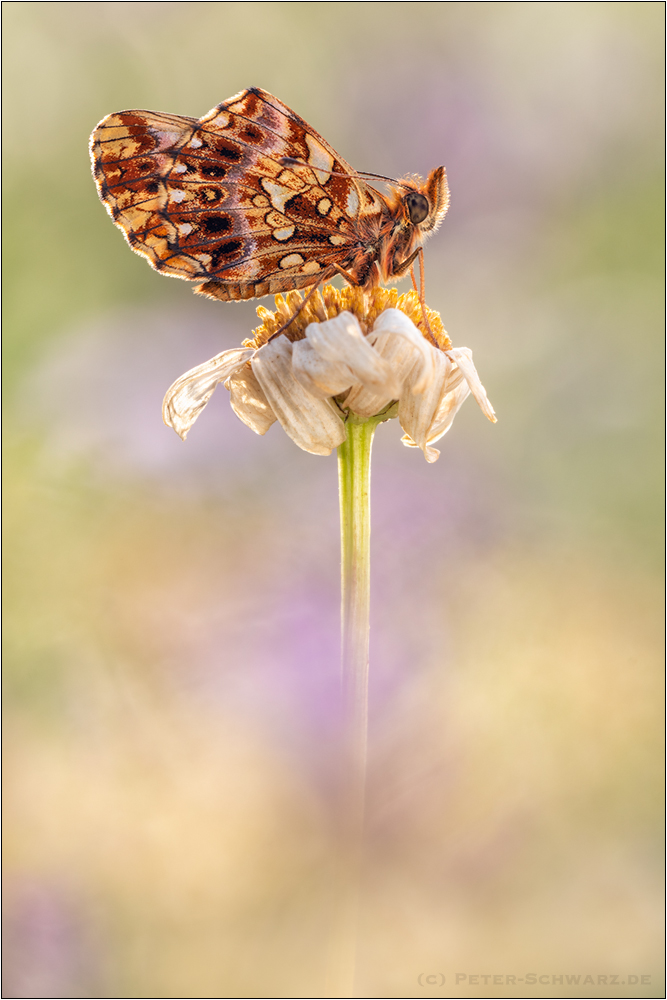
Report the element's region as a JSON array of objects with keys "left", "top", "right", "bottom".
[{"left": 345, "top": 168, "right": 450, "bottom": 289}]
